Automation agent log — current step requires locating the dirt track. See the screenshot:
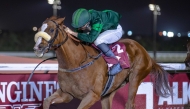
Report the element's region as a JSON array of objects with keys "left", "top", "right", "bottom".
[{"left": 0, "top": 55, "right": 58, "bottom": 74}]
